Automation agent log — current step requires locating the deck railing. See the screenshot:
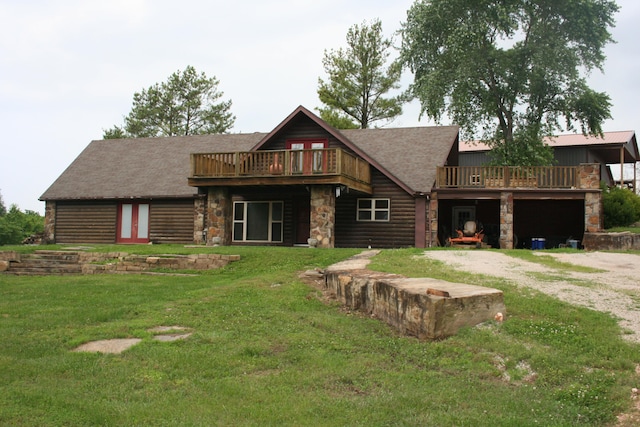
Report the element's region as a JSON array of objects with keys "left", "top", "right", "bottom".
[
  {"left": 191, "top": 149, "right": 371, "bottom": 185},
  {"left": 436, "top": 166, "right": 579, "bottom": 189}
]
